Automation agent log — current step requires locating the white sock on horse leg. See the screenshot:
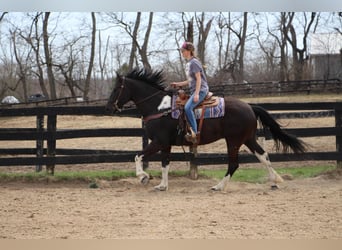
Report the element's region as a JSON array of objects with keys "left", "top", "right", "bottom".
[
  {"left": 211, "top": 174, "right": 231, "bottom": 191},
  {"left": 154, "top": 165, "right": 169, "bottom": 191},
  {"left": 255, "top": 152, "right": 283, "bottom": 184},
  {"left": 135, "top": 154, "right": 149, "bottom": 184}
]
